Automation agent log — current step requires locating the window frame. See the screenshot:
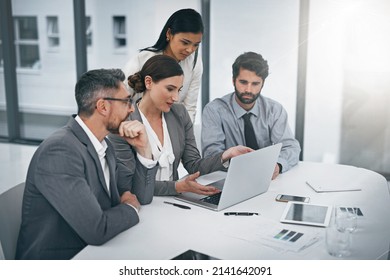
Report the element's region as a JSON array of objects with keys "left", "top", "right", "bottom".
[
  {"left": 85, "top": 15, "right": 92, "bottom": 48},
  {"left": 46, "top": 16, "right": 60, "bottom": 49},
  {"left": 14, "top": 16, "right": 41, "bottom": 69},
  {"left": 113, "top": 15, "right": 126, "bottom": 50}
]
